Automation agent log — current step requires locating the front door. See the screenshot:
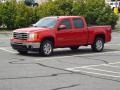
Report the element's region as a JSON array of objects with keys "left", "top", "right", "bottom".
[{"left": 55, "top": 18, "right": 74, "bottom": 47}]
